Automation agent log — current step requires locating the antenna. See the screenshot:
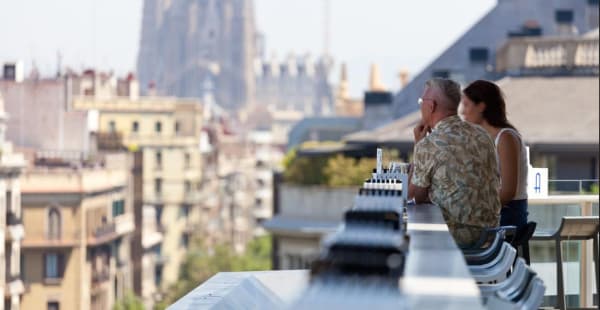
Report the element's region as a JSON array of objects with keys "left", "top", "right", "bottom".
[
  {"left": 323, "top": 0, "right": 331, "bottom": 57},
  {"left": 57, "top": 50, "right": 63, "bottom": 77}
]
